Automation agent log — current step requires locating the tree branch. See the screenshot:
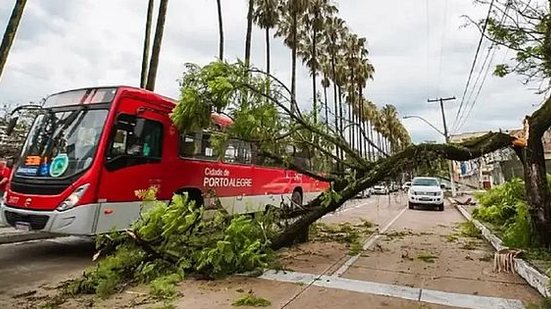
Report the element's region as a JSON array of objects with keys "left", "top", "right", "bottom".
[{"left": 259, "top": 150, "right": 337, "bottom": 183}]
